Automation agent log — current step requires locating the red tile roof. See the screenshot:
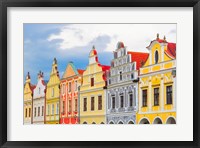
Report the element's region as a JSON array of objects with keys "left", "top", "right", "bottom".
[
  {"left": 41, "top": 80, "right": 47, "bottom": 86},
  {"left": 127, "top": 51, "right": 149, "bottom": 70},
  {"left": 77, "top": 69, "right": 85, "bottom": 75},
  {"left": 100, "top": 65, "right": 110, "bottom": 71},
  {"left": 165, "top": 43, "right": 176, "bottom": 59},
  {"left": 30, "top": 84, "right": 36, "bottom": 92},
  {"left": 97, "top": 64, "right": 110, "bottom": 81}
]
